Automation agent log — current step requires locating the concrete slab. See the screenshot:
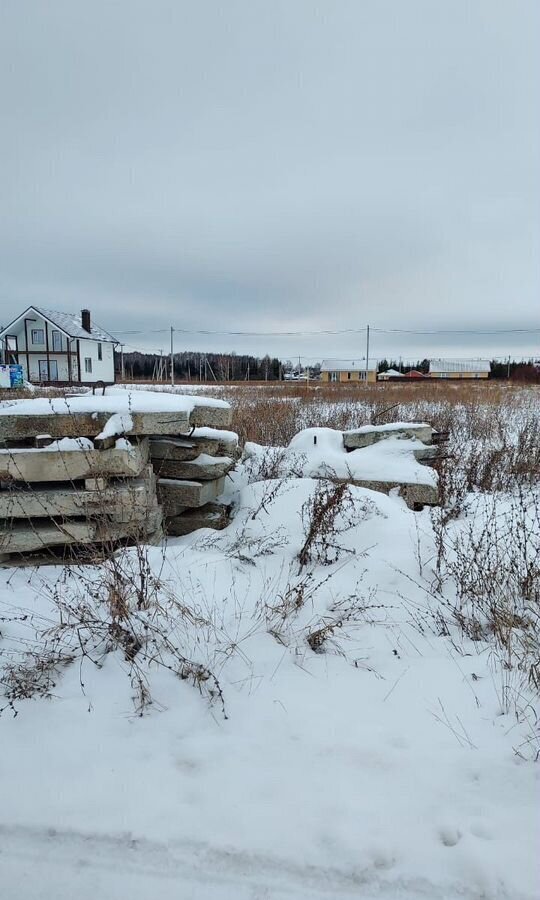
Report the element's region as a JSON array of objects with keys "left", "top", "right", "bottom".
[
  {"left": 0, "top": 474, "right": 157, "bottom": 520},
  {"left": 0, "top": 405, "right": 231, "bottom": 441},
  {"left": 412, "top": 445, "right": 441, "bottom": 465},
  {"left": 0, "top": 439, "right": 149, "bottom": 482},
  {"left": 343, "top": 424, "right": 433, "bottom": 450},
  {"left": 165, "top": 502, "right": 230, "bottom": 536},
  {"left": 345, "top": 477, "right": 439, "bottom": 508},
  {"left": 0, "top": 508, "right": 163, "bottom": 555},
  {"left": 149, "top": 433, "right": 238, "bottom": 463},
  {"left": 152, "top": 456, "right": 234, "bottom": 481},
  {"left": 157, "top": 476, "right": 226, "bottom": 514}
]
